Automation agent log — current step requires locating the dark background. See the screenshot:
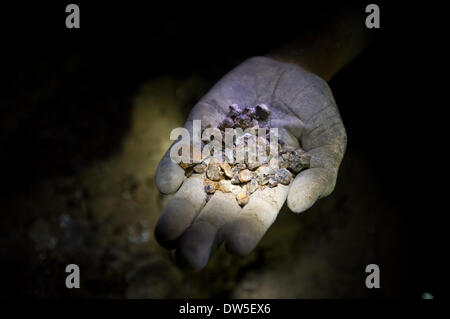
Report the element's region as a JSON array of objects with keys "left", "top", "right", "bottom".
[{"left": 0, "top": 1, "right": 445, "bottom": 298}]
